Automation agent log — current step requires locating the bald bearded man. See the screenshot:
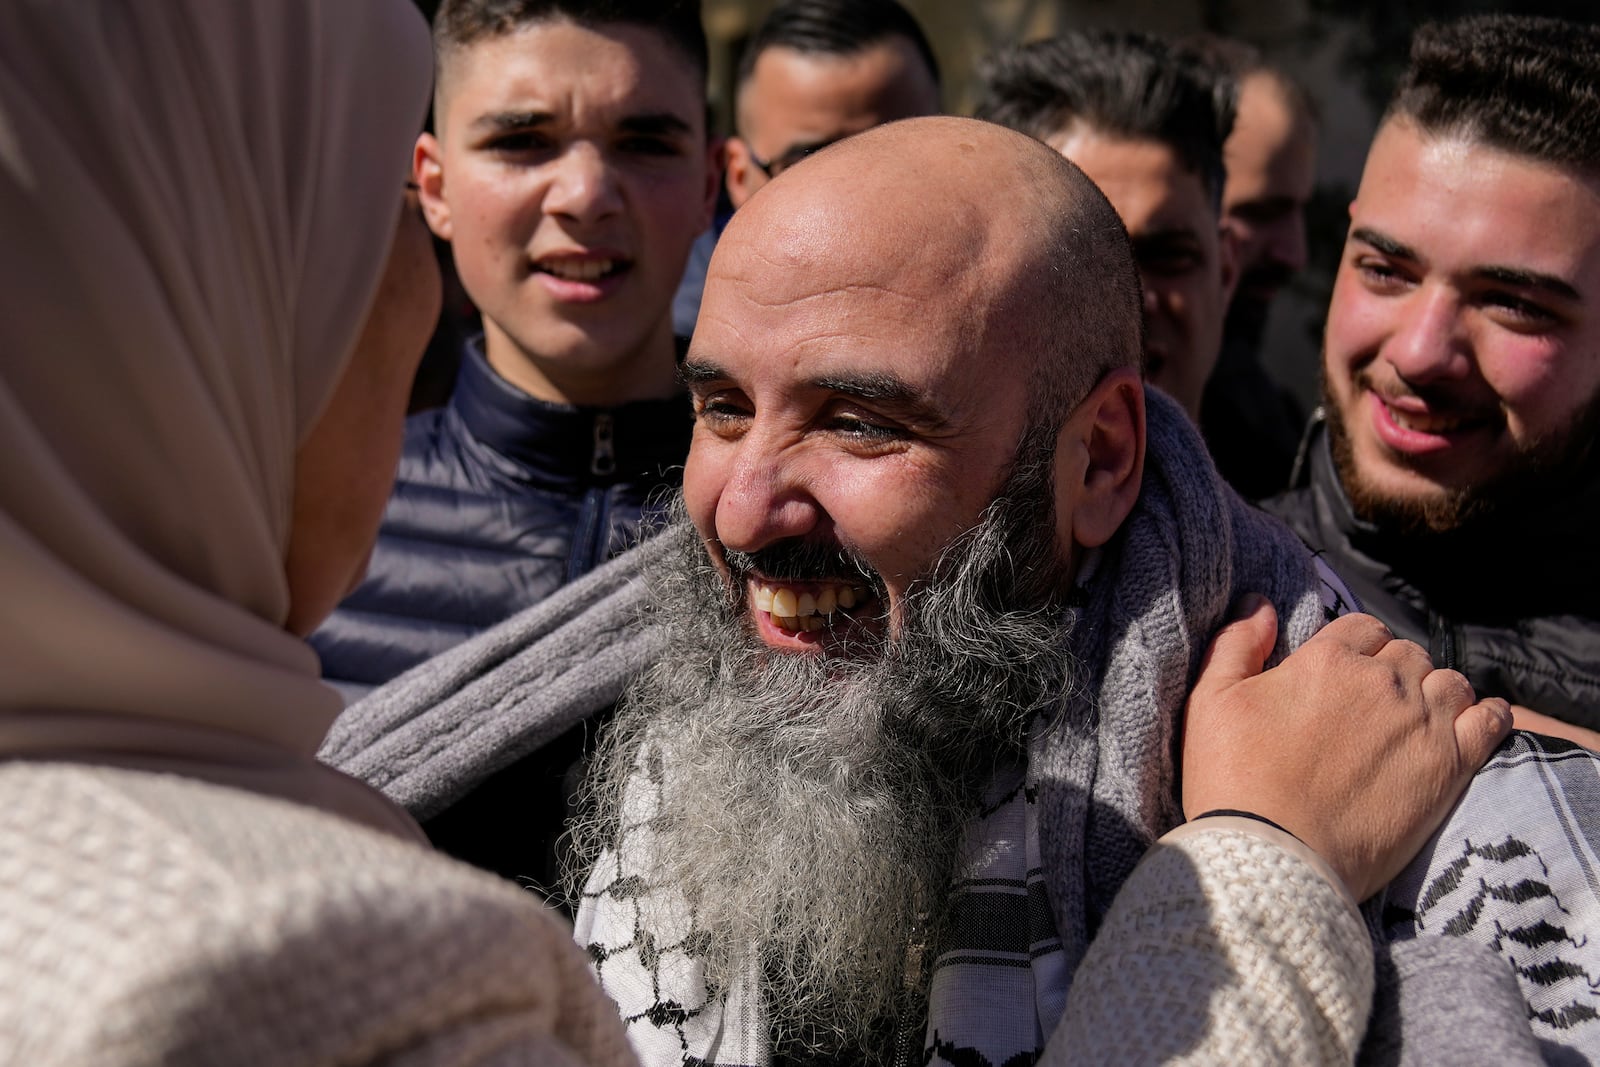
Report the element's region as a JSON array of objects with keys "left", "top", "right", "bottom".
[
  {"left": 325, "top": 119, "right": 1561, "bottom": 1065},
  {"left": 562, "top": 118, "right": 1520, "bottom": 1066}
]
